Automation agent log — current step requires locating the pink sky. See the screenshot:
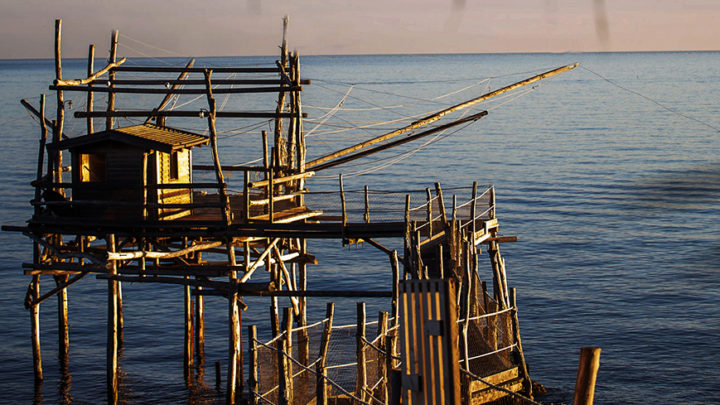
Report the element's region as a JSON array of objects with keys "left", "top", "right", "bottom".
[{"left": 1, "top": 0, "right": 719, "bottom": 59}]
